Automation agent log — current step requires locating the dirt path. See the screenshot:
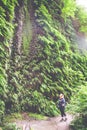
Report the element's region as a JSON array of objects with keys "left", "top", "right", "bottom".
[{"left": 15, "top": 114, "right": 73, "bottom": 130}]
